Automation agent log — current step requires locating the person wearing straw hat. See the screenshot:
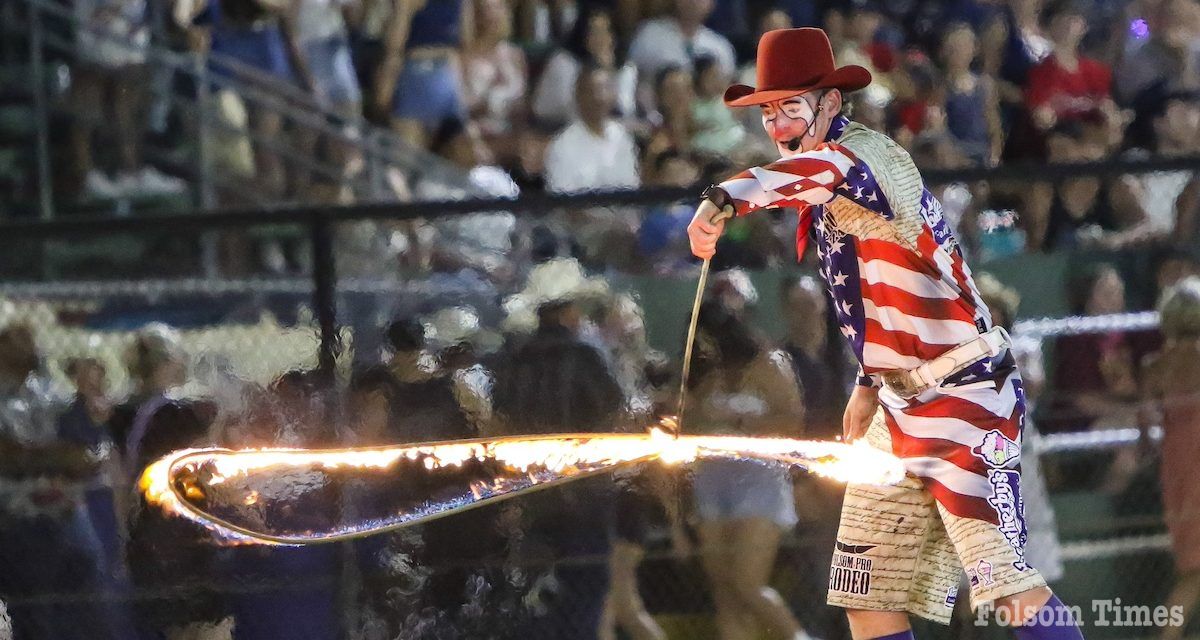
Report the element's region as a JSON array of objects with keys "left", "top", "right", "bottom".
[{"left": 686, "top": 28, "right": 1084, "bottom": 640}]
